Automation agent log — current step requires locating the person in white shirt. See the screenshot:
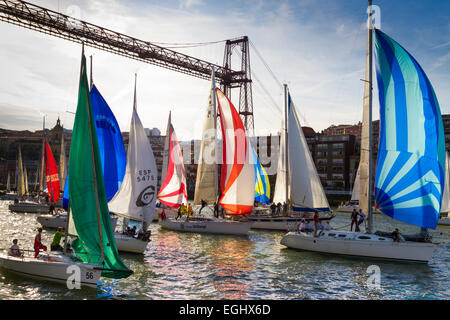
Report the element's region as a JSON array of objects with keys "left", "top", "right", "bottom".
[
  {"left": 323, "top": 221, "right": 332, "bottom": 231},
  {"left": 8, "top": 239, "right": 22, "bottom": 257},
  {"left": 297, "top": 219, "right": 307, "bottom": 232}
]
